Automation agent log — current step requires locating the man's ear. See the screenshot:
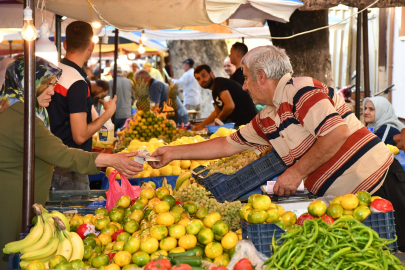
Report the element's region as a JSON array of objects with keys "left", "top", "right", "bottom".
[
  {"left": 258, "top": 70, "right": 266, "bottom": 85},
  {"left": 62, "top": 40, "right": 67, "bottom": 51},
  {"left": 88, "top": 42, "right": 95, "bottom": 53},
  {"left": 210, "top": 71, "right": 215, "bottom": 78}
]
